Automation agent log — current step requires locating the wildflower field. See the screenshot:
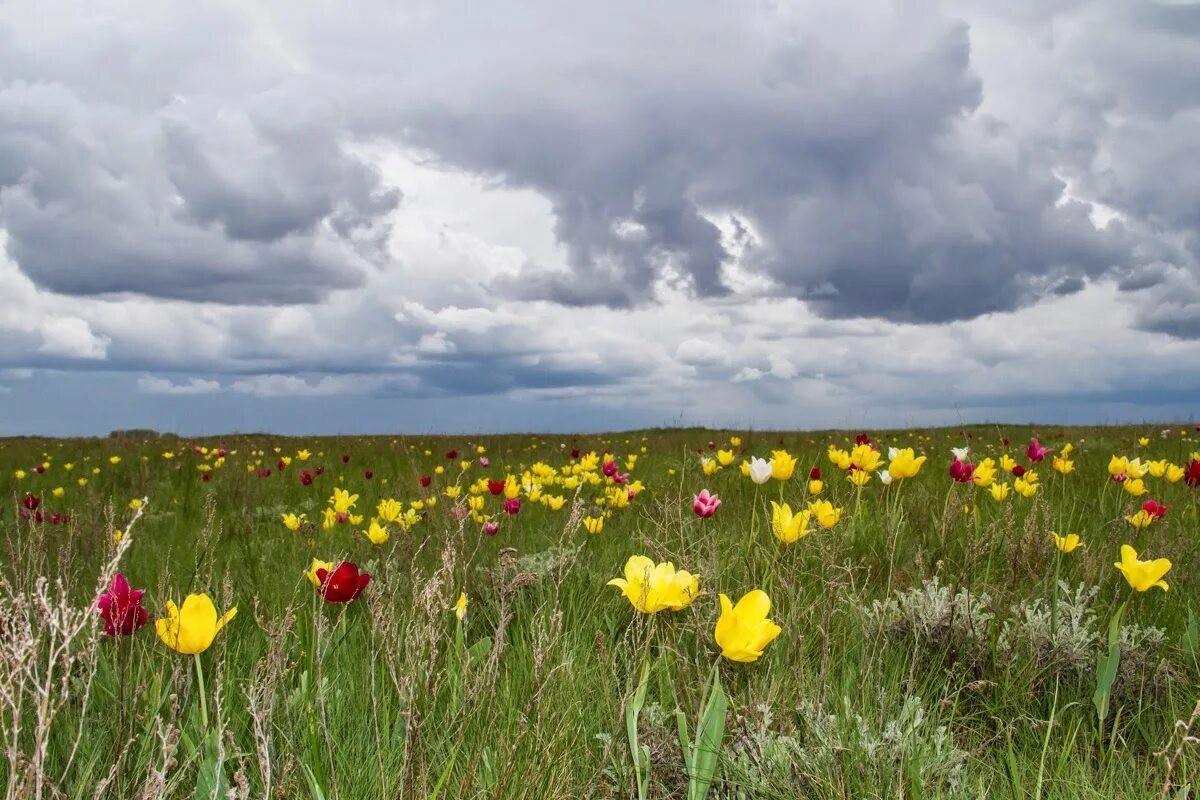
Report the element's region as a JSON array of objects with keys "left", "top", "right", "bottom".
[{"left": 1, "top": 425, "right": 1198, "bottom": 799}]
